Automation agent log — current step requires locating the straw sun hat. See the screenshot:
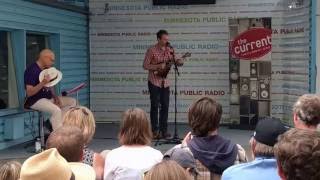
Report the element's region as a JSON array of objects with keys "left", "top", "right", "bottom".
[
  {"left": 20, "top": 148, "right": 95, "bottom": 180},
  {"left": 39, "top": 67, "right": 62, "bottom": 87}
]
